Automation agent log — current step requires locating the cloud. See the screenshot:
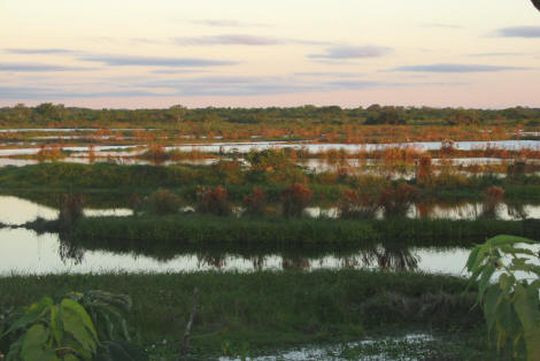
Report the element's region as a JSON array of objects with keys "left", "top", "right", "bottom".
[
  {"left": 78, "top": 55, "right": 237, "bottom": 67},
  {"left": 174, "top": 34, "right": 329, "bottom": 46},
  {"left": 295, "top": 72, "right": 365, "bottom": 78},
  {"left": 0, "top": 74, "right": 468, "bottom": 100},
  {"left": 0, "top": 63, "right": 93, "bottom": 72},
  {"left": 391, "top": 63, "right": 528, "bottom": 73},
  {"left": 309, "top": 46, "right": 393, "bottom": 60},
  {"left": 190, "top": 19, "right": 269, "bottom": 28},
  {"left": 469, "top": 52, "right": 531, "bottom": 57},
  {"left": 421, "top": 23, "right": 462, "bottom": 29},
  {"left": 0, "top": 85, "right": 159, "bottom": 99},
  {"left": 4, "top": 48, "right": 78, "bottom": 55},
  {"left": 495, "top": 26, "right": 540, "bottom": 38}
]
